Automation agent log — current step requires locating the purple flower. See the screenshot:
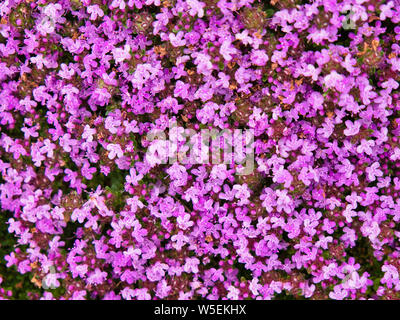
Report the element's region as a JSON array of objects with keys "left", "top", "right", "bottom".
[
  {"left": 187, "top": 0, "right": 205, "bottom": 18},
  {"left": 106, "top": 143, "right": 124, "bottom": 159},
  {"left": 366, "top": 162, "right": 383, "bottom": 182},
  {"left": 169, "top": 31, "right": 186, "bottom": 47},
  {"left": 87, "top": 5, "right": 104, "bottom": 20},
  {"left": 329, "top": 285, "right": 348, "bottom": 300},
  {"left": 196, "top": 101, "right": 218, "bottom": 124},
  {"left": 184, "top": 257, "right": 200, "bottom": 274},
  {"left": 220, "top": 39, "right": 238, "bottom": 62},
  {"left": 250, "top": 49, "right": 269, "bottom": 66},
  {"left": 344, "top": 120, "right": 361, "bottom": 136},
  {"left": 112, "top": 45, "right": 131, "bottom": 64},
  {"left": 174, "top": 80, "right": 190, "bottom": 99},
  {"left": 87, "top": 268, "right": 107, "bottom": 285}
]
